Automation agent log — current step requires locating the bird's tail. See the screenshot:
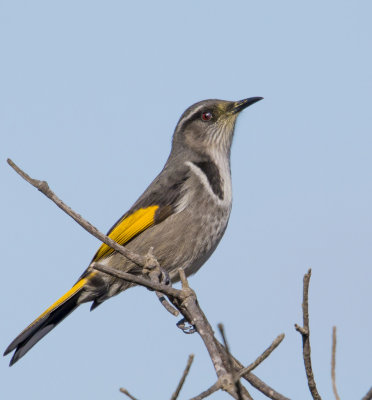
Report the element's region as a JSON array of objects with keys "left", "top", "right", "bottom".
[{"left": 4, "top": 276, "right": 89, "bottom": 366}]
